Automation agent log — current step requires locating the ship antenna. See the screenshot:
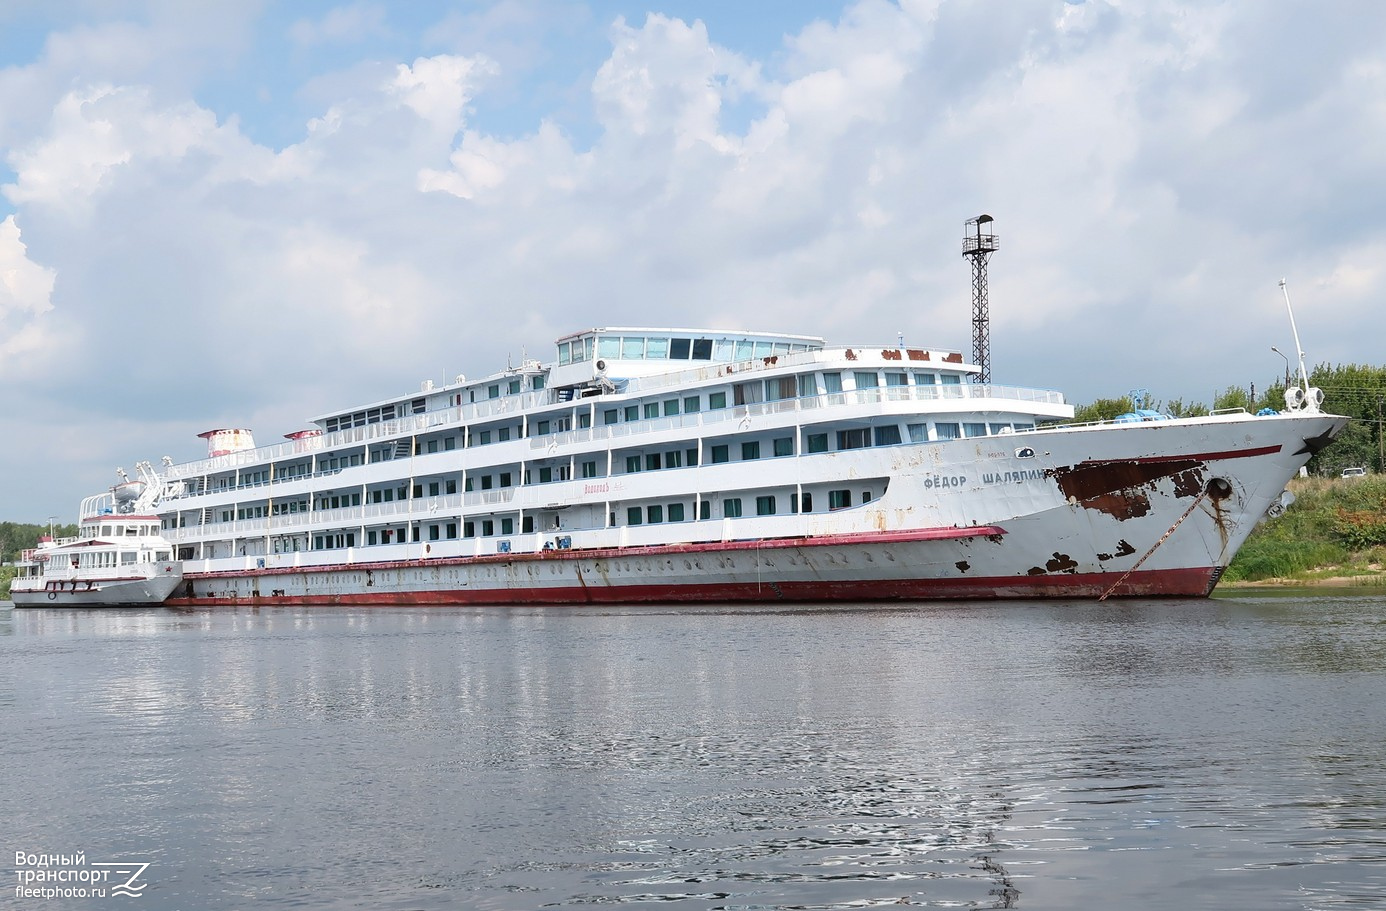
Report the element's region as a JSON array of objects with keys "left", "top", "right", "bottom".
[{"left": 1278, "top": 278, "right": 1310, "bottom": 393}]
